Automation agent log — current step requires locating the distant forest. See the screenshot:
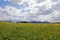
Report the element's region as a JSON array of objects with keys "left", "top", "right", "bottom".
[{"left": 0, "top": 20, "right": 60, "bottom": 23}]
